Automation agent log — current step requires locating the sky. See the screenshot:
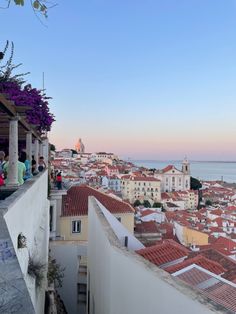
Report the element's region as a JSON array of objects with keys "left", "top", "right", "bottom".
[{"left": 1, "top": 0, "right": 236, "bottom": 160}]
